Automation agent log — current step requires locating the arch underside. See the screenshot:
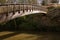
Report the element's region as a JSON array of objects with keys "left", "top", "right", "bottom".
[
  {"left": 0, "top": 10, "right": 47, "bottom": 23},
  {"left": 11, "top": 10, "right": 47, "bottom": 19}
]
